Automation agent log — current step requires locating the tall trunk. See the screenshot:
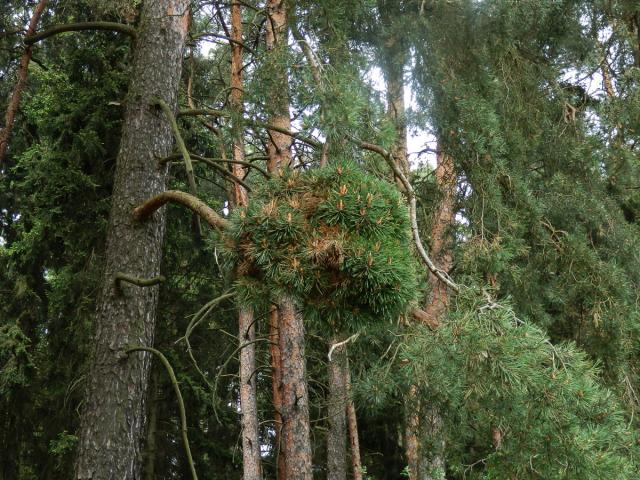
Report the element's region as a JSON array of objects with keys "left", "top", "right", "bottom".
[
  {"left": 239, "top": 306, "right": 261, "bottom": 479},
  {"left": 417, "top": 147, "right": 456, "bottom": 480},
  {"left": 265, "top": 2, "right": 295, "bottom": 478},
  {"left": 269, "top": 306, "right": 286, "bottom": 480},
  {"left": 345, "top": 362, "right": 363, "bottom": 480},
  {"left": 230, "top": 2, "right": 261, "bottom": 478},
  {"left": 327, "top": 341, "right": 347, "bottom": 480},
  {"left": 278, "top": 295, "right": 312, "bottom": 479},
  {"left": 74, "top": 2, "right": 190, "bottom": 478},
  {"left": 0, "top": 0, "right": 47, "bottom": 167}
]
